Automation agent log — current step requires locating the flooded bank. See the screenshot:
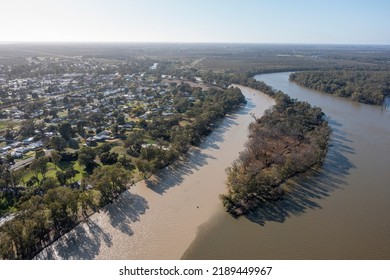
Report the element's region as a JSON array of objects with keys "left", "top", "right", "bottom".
[
  {"left": 182, "top": 72, "right": 390, "bottom": 259},
  {"left": 36, "top": 86, "right": 275, "bottom": 259}
]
